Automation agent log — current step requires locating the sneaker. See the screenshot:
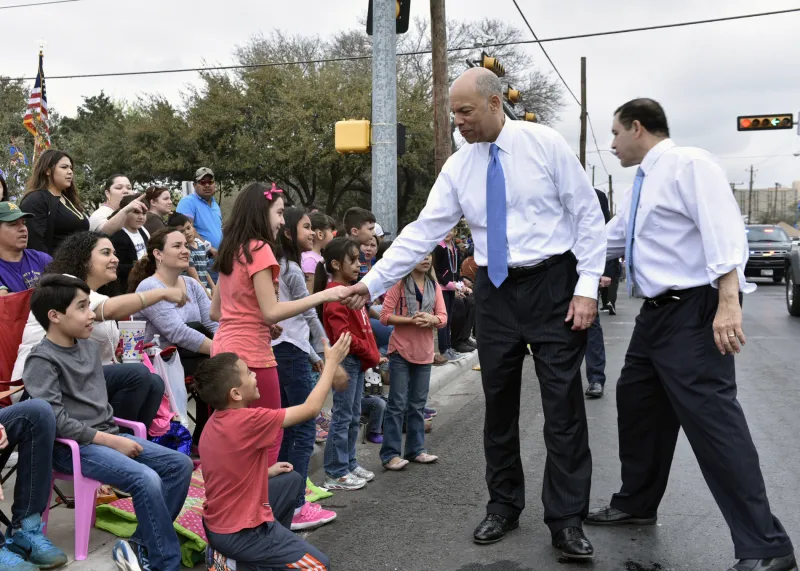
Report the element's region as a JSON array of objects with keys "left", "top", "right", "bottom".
[
  {"left": 444, "top": 348, "right": 464, "bottom": 361},
  {"left": 290, "top": 502, "right": 337, "bottom": 531},
  {"left": 608, "top": 302, "right": 616, "bottom": 316},
  {"left": 324, "top": 473, "right": 366, "bottom": 491},
  {"left": 453, "top": 342, "right": 476, "bottom": 353},
  {"left": 424, "top": 412, "right": 434, "bottom": 421},
  {"left": 424, "top": 407, "right": 437, "bottom": 418},
  {"left": 0, "top": 544, "right": 39, "bottom": 571},
  {"left": 433, "top": 353, "right": 448, "bottom": 366},
  {"left": 367, "top": 432, "right": 383, "bottom": 444},
  {"left": 351, "top": 465, "right": 375, "bottom": 482},
  {"left": 6, "top": 514, "right": 68, "bottom": 569},
  {"left": 112, "top": 540, "right": 152, "bottom": 571}
]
